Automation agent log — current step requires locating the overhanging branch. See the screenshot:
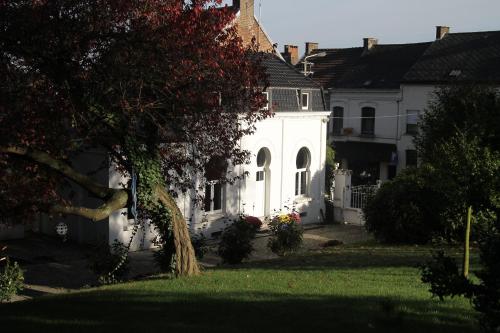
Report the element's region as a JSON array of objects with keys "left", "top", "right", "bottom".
[
  {"left": 51, "top": 189, "right": 129, "bottom": 222},
  {"left": 0, "top": 146, "right": 114, "bottom": 199},
  {"left": 1, "top": 146, "right": 129, "bottom": 221}
]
